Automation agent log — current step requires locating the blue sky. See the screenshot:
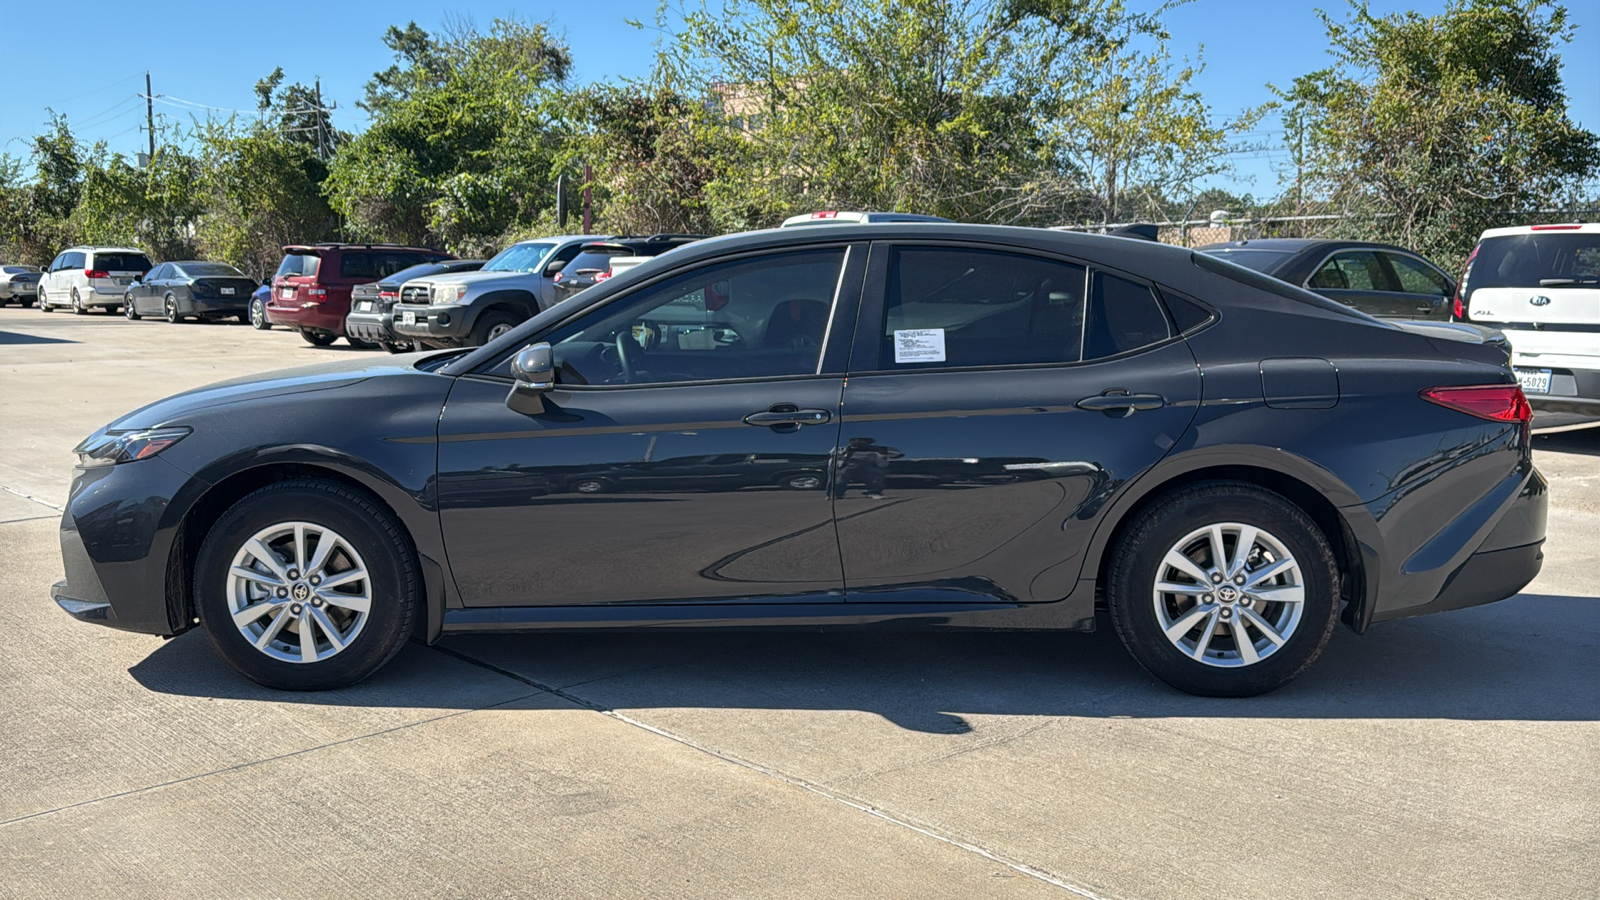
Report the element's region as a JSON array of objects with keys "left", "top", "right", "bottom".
[{"left": 3, "top": 0, "right": 1596, "bottom": 198}]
